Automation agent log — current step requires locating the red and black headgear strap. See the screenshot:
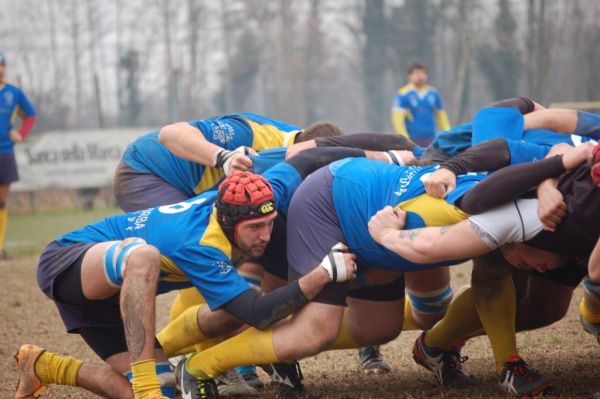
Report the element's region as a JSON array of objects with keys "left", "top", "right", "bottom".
[{"left": 216, "top": 171, "right": 276, "bottom": 244}]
